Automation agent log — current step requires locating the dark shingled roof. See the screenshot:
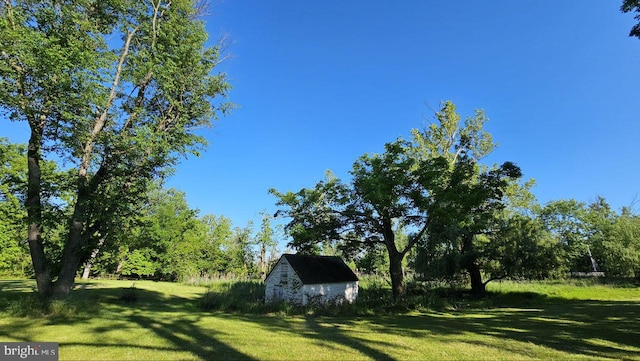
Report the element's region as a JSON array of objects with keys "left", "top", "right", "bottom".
[{"left": 282, "top": 254, "right": 358, "bottom": 284}]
